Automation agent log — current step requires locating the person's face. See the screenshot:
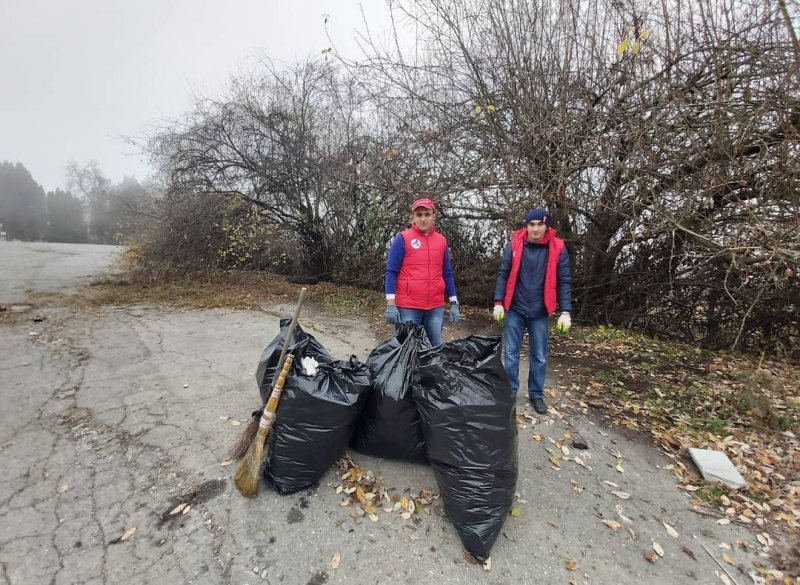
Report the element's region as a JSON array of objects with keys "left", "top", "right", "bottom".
[
  {"left": 526, "top": 220, "right": 547, "bottom": 242},
  {"left": 412, "top": 207, "right": 435, "bottom": 233}
]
